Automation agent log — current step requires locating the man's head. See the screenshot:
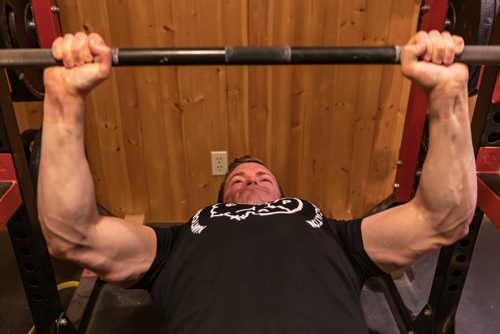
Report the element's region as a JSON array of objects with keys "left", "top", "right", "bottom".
[{"left": 217, "top": 155, "right": 284, "bottom": 205}]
